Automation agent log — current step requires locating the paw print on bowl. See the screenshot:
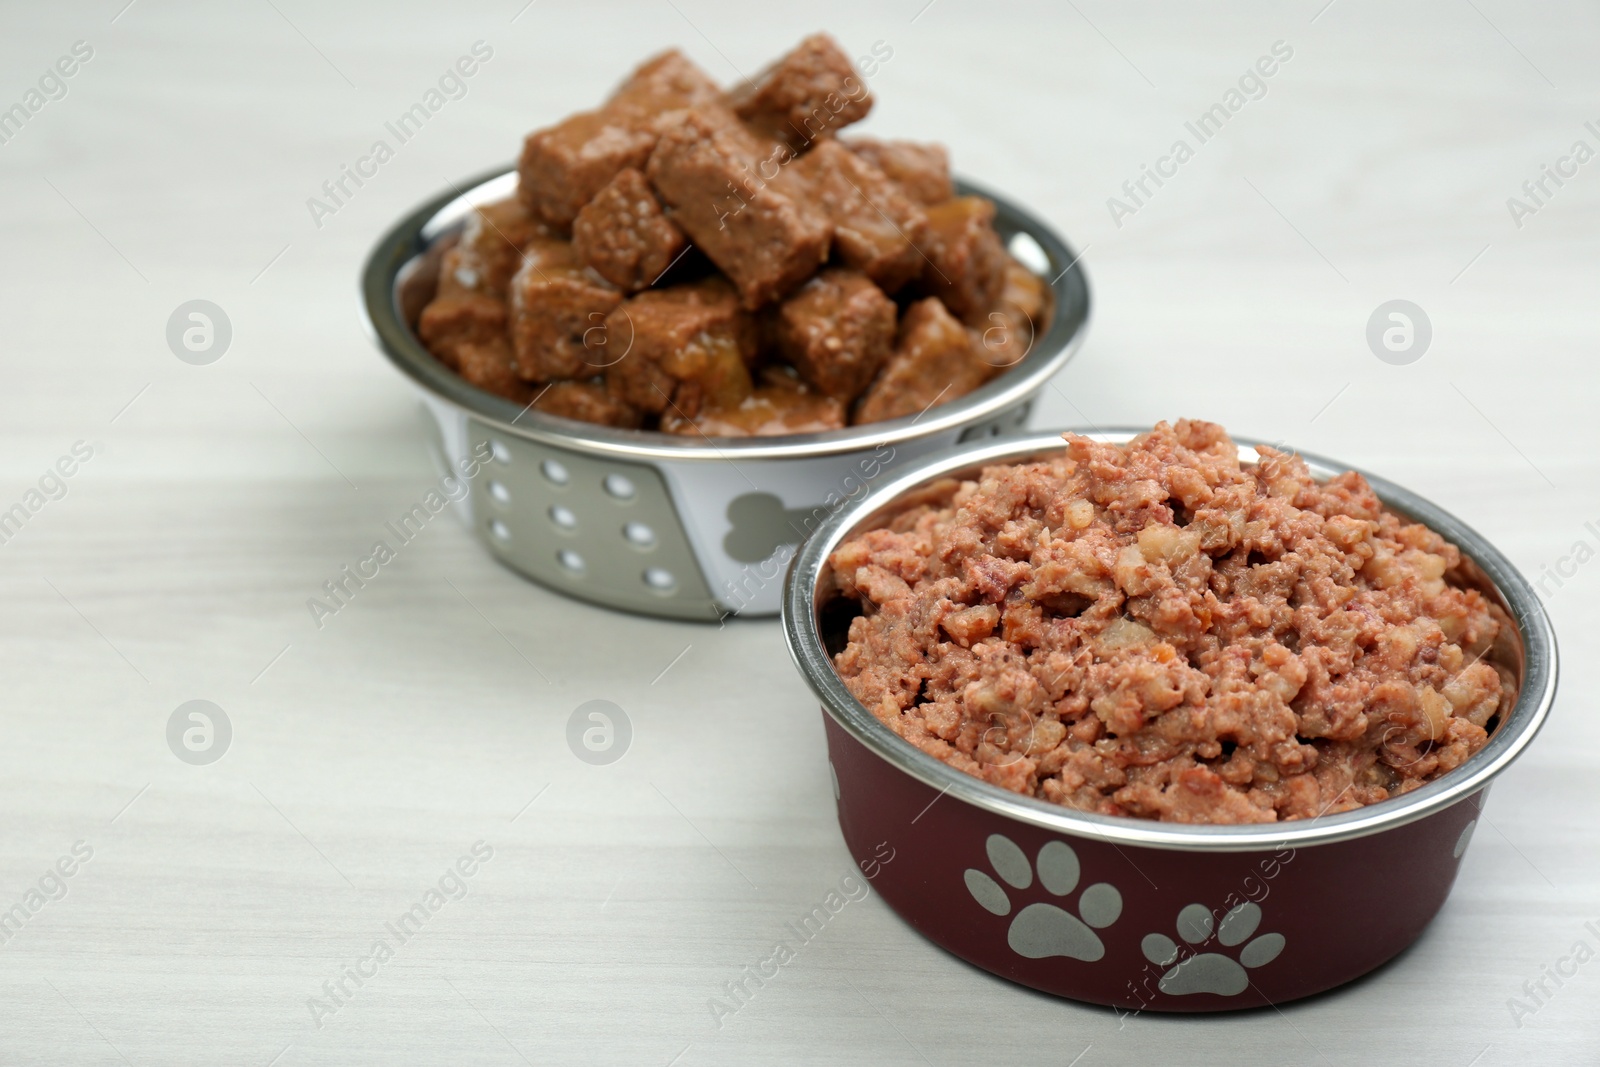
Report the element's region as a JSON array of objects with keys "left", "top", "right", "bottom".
[
  {"left": 1141, "top": 901, "right": 1286, "bottom": 996},
  {"left": 964, "top": 834, "right": 1122, "bottom": 962}
]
